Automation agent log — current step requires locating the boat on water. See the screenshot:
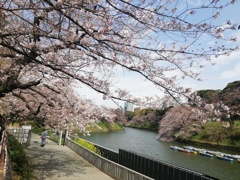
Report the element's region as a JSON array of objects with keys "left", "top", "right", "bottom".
[
  {"left": 178, "top": 147, "right": 191, "bottom": 153},
  {"left": 199, "top": 151, "right": 214, "bottom": 158},
  {"left": 193, "top": 147, "right": 206, "bottom": 153},
  {"left": 204, "top": 150, "right": 224, "bottom": 156},
  {"left": 183, "top": 146, "right": 194, "bottom": 150},
  {"left": 183, "top": 146, "right": 198, "bottom": 154},
  {"left": 205, "top": 150, "right": 216, "bottom": 155},
  {"left": 224, "top": 154, "right": 240, "bottom": 160},
  {"left": 170, "top": 145, "right": 240, "bottom": 163},
  {"left": 233, "top": 155, "right": 240, "bottom": 159},
  {"left": 170, "top": 145, "right": 179, "bottom": 150},
  {"left": 216, "top": 155, "right": 234, "bottom": 162}
]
